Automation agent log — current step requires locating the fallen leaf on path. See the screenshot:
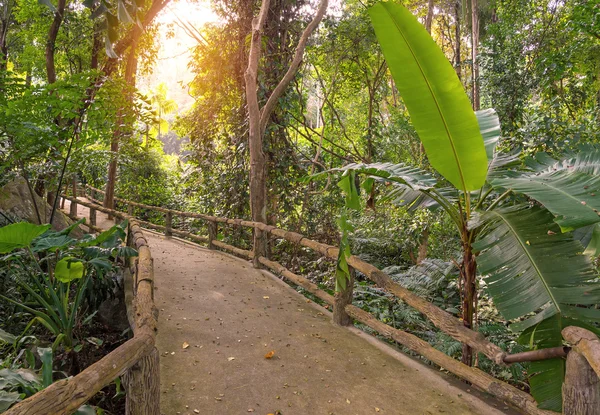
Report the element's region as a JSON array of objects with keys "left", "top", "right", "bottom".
[
  {"left": 375, "top": 408, "right": 380, "bottom": 412},
  {"left": 182, "top": 342, "right": 190, "bottom": 349},
  {"left": 228, "top": 357, "right": 235, "bottom": 361},
  {"left": 264, "top": 350, "right": 275, "bottom": 359},
  {"left": 263, "top": 296, "right": 270, "bottom": 299}
]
